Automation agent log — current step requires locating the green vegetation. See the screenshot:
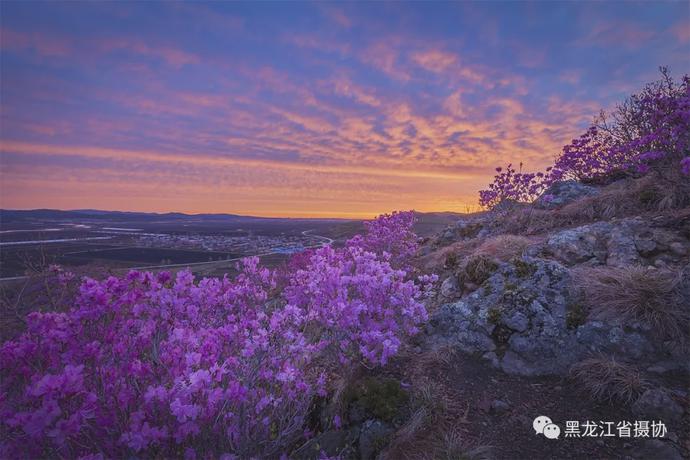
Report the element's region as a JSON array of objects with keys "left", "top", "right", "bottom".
[
  {"left": 566, "top": 302, "right": 588, "bottom": 329},
  {"left": 463, "top": 255, "right": 498, "bottom": 285},
  {"left": 345, "top": 377, "right": 409, "bottom": 422},
  {"left": 512, "top": 258, "right": 537, "bottom": 278}
]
